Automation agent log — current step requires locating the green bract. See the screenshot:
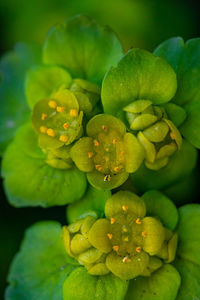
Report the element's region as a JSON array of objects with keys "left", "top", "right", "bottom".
[
  {"left": 71, "top": 114, "right": 144, "bottom": 189},
  {"left": 6, "top": 190, "right": 200, "bottom": 300}
]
